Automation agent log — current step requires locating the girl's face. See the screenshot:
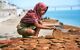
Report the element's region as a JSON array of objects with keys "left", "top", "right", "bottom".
[{"left": 38, "top": 7, "right": 48, "bottom": 15}]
